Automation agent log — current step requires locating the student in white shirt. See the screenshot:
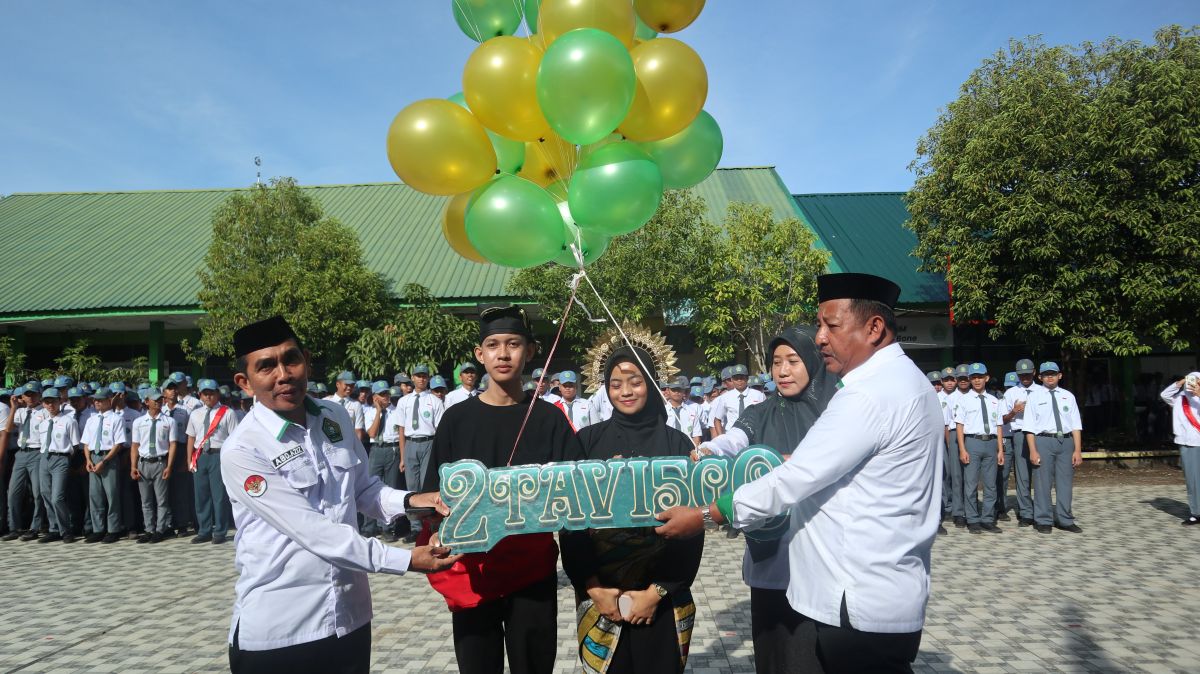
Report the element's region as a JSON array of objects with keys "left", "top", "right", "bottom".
[
  {"left": 364, "top": 381, "right": 402, "bottom": 541},
  {"left": 82, "top": 387, "right": 128, "bottom": 543},
  {"left": 663, "top": 376, "right": 702, "bottom": 446},
  {"left": 554, "top": 370, "right": 591, "bottom": 429},
  {"left": 1161, "top": 373, "right": 1200, "bottom": 525},
  {"left": 130, "top": 388, "right": 180, "bottom": 543},
  {"left": 1001, "top": 359, "right": 1043, "bottom": 527},
  {"left": 36, "top": 388, "right": 81, "bottom": 543},
  {"left": 708, "top": 364, "right": 766, "bottom": 437},
  {"left": 187, "top": 379, "right": 239, "bottom": 544},
  {"left": 393, "top": 364, "right": 444, "bottom": 542},
  {"left": 658, "top": 273, "right": 941, "bottom": 671},
  {"left": 324, "top": 371, "right": 367, "bottom": 444},
  {"left": 953, "top": 363, "right": 1005, "bottom": 533},
  {"left": 3, "top": 386, "right": 50, "bottom": 541},
  {"left": 1024, "top": 362, "right": 1084, "bottom": 534},
  {"left": 444, "top": 362, "right": 480, "bottom": 409}
]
